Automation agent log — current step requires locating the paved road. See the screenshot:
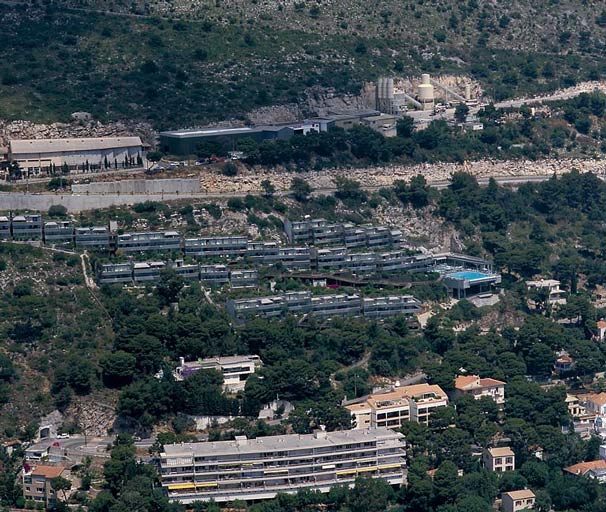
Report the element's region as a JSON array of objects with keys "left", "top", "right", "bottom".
[{"left": 0, "top": 174, "right": 556, "bottom": 212}]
